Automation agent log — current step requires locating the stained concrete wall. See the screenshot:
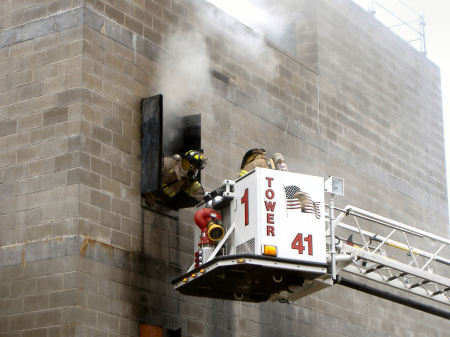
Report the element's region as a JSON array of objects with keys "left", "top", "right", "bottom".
[{"left": 0, "top": 0, "right": 448, "bottom": 336}]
